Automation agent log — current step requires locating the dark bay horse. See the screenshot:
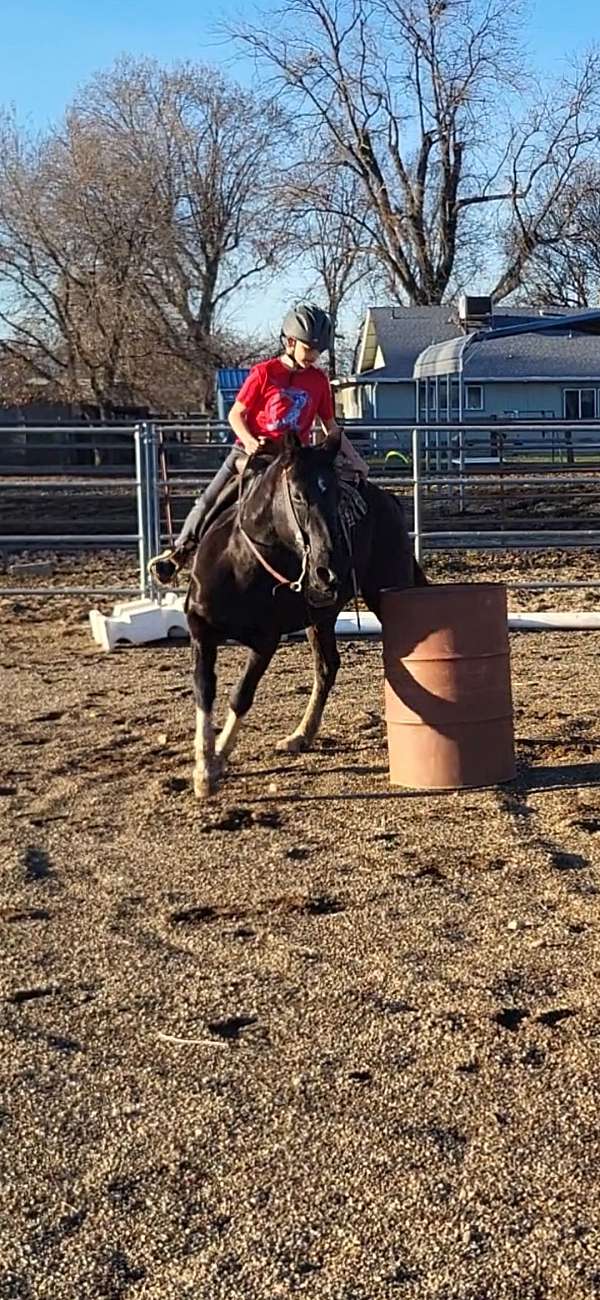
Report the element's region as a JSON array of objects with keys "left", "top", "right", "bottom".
[{"left": 186, "top": 432, "right": 425, "bottom": 797}]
